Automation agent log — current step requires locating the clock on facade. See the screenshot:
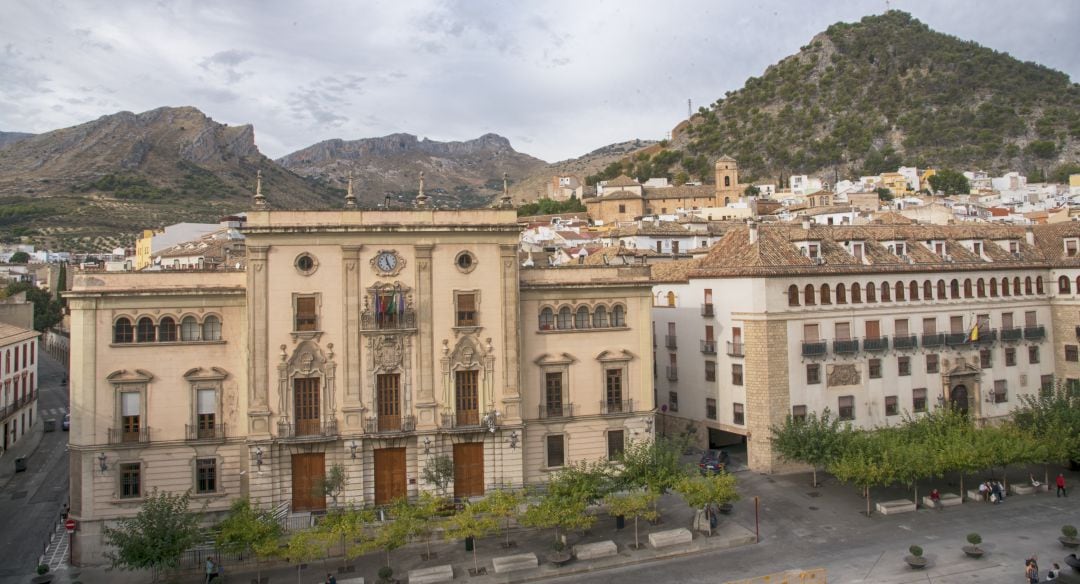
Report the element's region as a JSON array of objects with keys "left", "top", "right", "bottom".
[{"left": 371, "top": 250, "right": 404, "bottom": 276}]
